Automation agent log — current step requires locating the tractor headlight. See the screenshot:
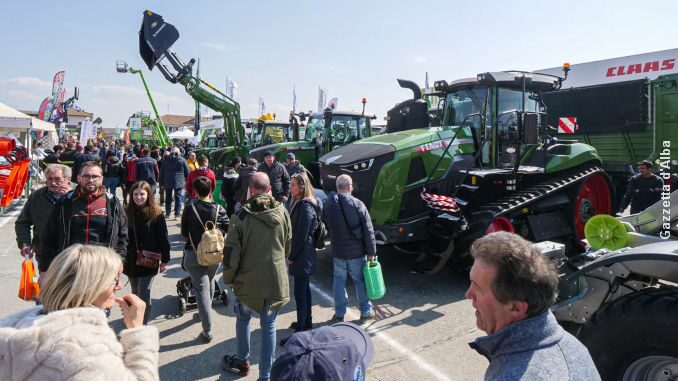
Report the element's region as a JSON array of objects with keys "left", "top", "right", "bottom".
[{"left": 341, "top": 159, "right": 374, "bottom": 172}]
